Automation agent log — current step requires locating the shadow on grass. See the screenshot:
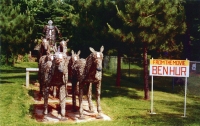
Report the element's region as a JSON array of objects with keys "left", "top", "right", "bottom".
[
  {"left": 0, "top": 80, "right": 14, "bottom": 84},
  {"left": 125, "top": 114, "right": 186, "bottom": 125},
  {"left": 120, "top": 68, "right": 185, "bottom": 94},
  {"left": 0, "top": 69, "right": 25, "bottom": 73},
  {"left": 0, "top": 74, "right": 38, "bottom": 85},
  {"left": 126, "top": 99, "right": 200, "bottom": 125},
  {"left": 101, "top": 75, "right": 143, "bottom": 100},
  {"left": 126, "top": 108, "right": 200, "bottom": 125}
]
